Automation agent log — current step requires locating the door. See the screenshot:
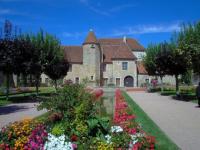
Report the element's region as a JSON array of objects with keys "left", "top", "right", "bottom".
[
  {"left": 116, "top": 78, "right": 120, "bottom": 87},
  {"left": 124, "top": 76, "right": 134, "bottom": 87}
]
